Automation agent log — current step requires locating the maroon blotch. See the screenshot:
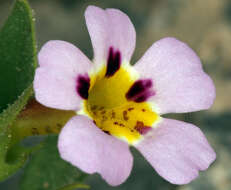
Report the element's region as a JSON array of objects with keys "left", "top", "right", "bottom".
[
  {"left": 134, "top": 121, "right": 152, "bottom": 135},
  {"left": 134, "top": 95, "right": 148, "bottom": 103},
  {"left": 76, "top": 74, "right": 90, "bottom": 99},
  {"left": 126, "top": 79, "right": 155, "bottom": 102},
  {"left": 135, "top": 126, "right": 152, "bottom": 135},
  {"left": 105, "top": 47, "right": 121, "bottom": 77},
  {"left": 126, "top": 80, "right": 152, "bottom": 98}
]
